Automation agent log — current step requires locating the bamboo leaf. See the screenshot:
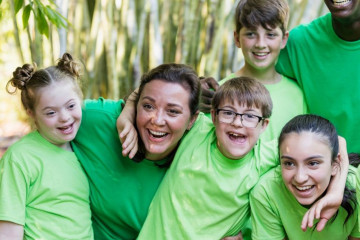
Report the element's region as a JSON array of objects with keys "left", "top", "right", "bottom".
[
  {"left": 22, "top": 4, "right": 32, "bottom": 29},
  {"left": 14, "top": 0, "right": 24, "bottom": 14},
  {"left": 0, "top": 0, "right": 3, "bottom": 5},
  {"left": 37, "top": 9, "right": 49, "bottom": 37}
]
